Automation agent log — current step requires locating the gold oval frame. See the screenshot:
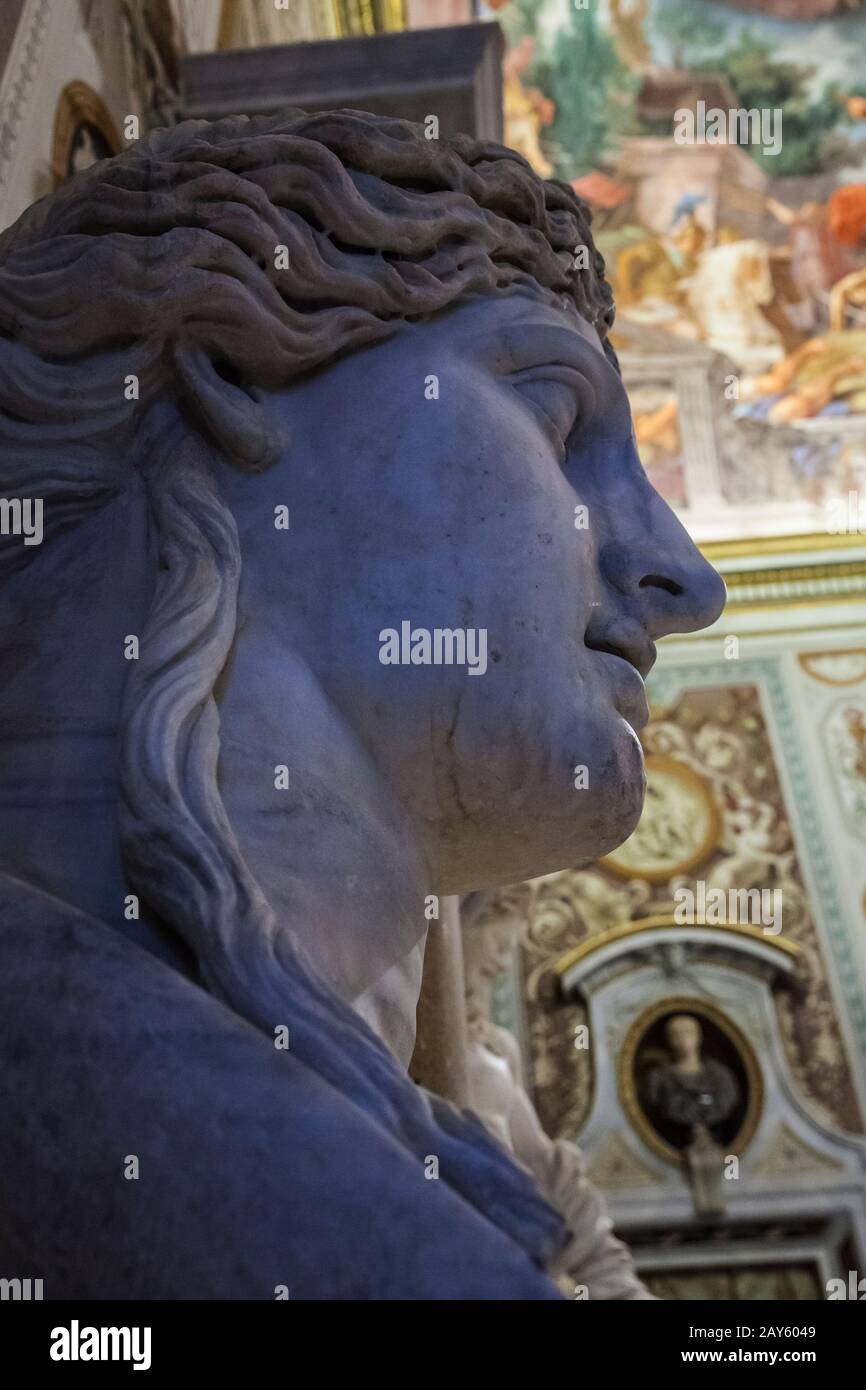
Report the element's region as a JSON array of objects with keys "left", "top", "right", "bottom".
[
  {"left": 51, "top": 81, "right": 121, "bottom": 187},
  {"left": 617, "top": 995, "right": 763, "bottom": 1165},
  {"left": 600, "top": 753, "right": 721, "bottom": 882}
]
